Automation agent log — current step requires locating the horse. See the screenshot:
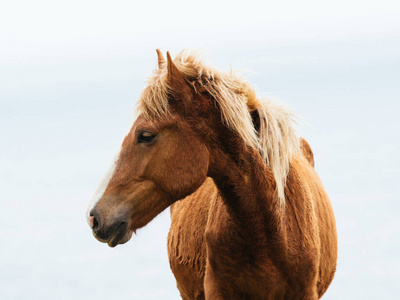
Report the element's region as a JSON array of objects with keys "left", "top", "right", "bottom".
[{"left": 86, "top": 49, "right": 338, "bottom": 299}]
